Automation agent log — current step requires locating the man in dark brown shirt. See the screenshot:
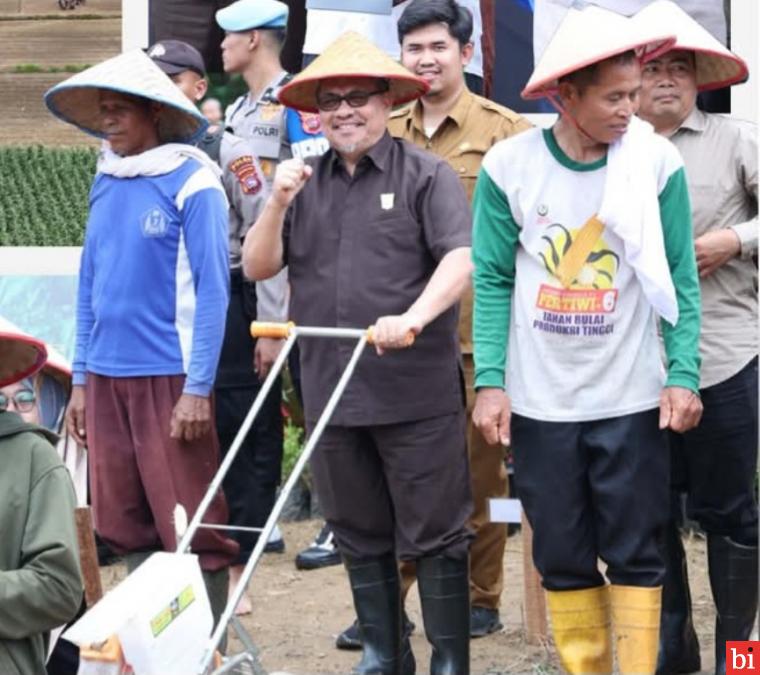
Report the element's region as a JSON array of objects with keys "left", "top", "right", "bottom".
[{"left": 244, "top": 31, "right": 474, "bottom": 675}]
